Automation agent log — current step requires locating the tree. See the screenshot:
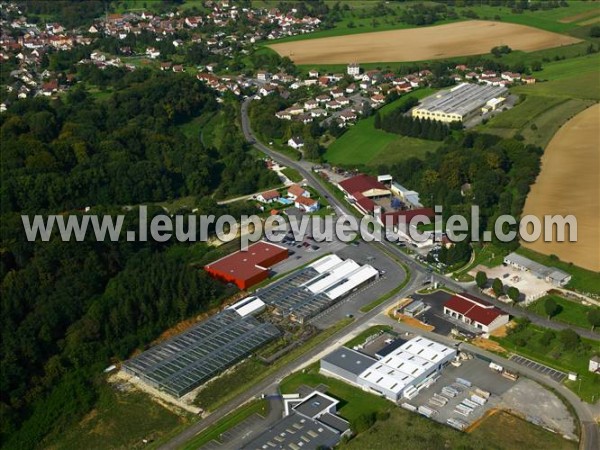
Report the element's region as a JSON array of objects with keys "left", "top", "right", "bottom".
[
  {"left": 507, "top": 286, "right": 520, "bottom": 303},
  {"left": 590, "top": 25, "right": 600, "bottom": 38},
  {"left": 374, "top": 111, "right": 381, "bottom": 129},
  {"left": 492, "top": 278, "right": 503, "bottom": 297},
  {"left": 587, "top": 309, "right": 600, "bottom": 331},
  {"left": 475, "top": 271, "right": 487, "bottom": 289},
  {"left": 538, "top": 329, "right": 555, "bottom": 346},
  {"left": 544, "top": 297, "right": 559, "bottom": 319},
  {"left": 559, "top": 328, "right": 580, "bottom": 348},
  {"left": 531, "top": 60, "right": 542, "bottom": 71}
]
